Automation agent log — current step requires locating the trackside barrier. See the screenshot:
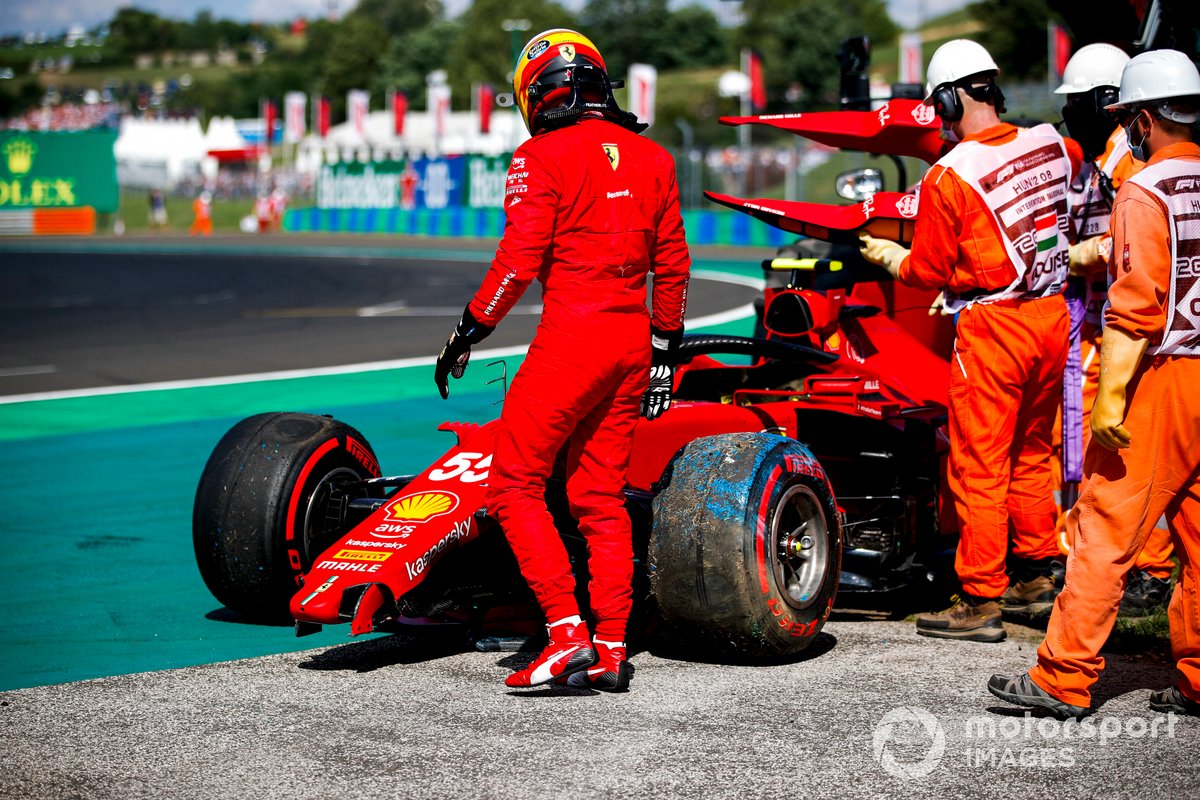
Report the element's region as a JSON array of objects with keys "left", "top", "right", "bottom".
[
  {"left": 283, "top": 207, "right": 793, "bottom": 248},
  {"left": 0, "top": 207, "right": 96, "bottom": 235}
]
